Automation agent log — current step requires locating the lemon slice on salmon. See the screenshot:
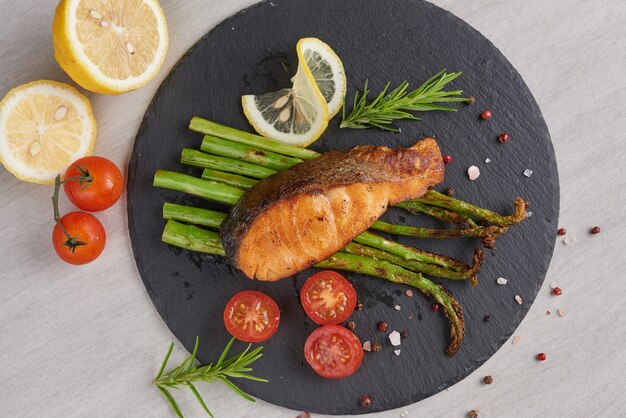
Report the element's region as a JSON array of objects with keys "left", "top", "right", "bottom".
[
  {"left": 52, "top": 0, "right": 169, "bottom": 94},
  {"left": 242, "top": 38, "right": 346, "bottom": 147},
  {"left": 0, "top": 80, "right": 96, "bottom": 184}
]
